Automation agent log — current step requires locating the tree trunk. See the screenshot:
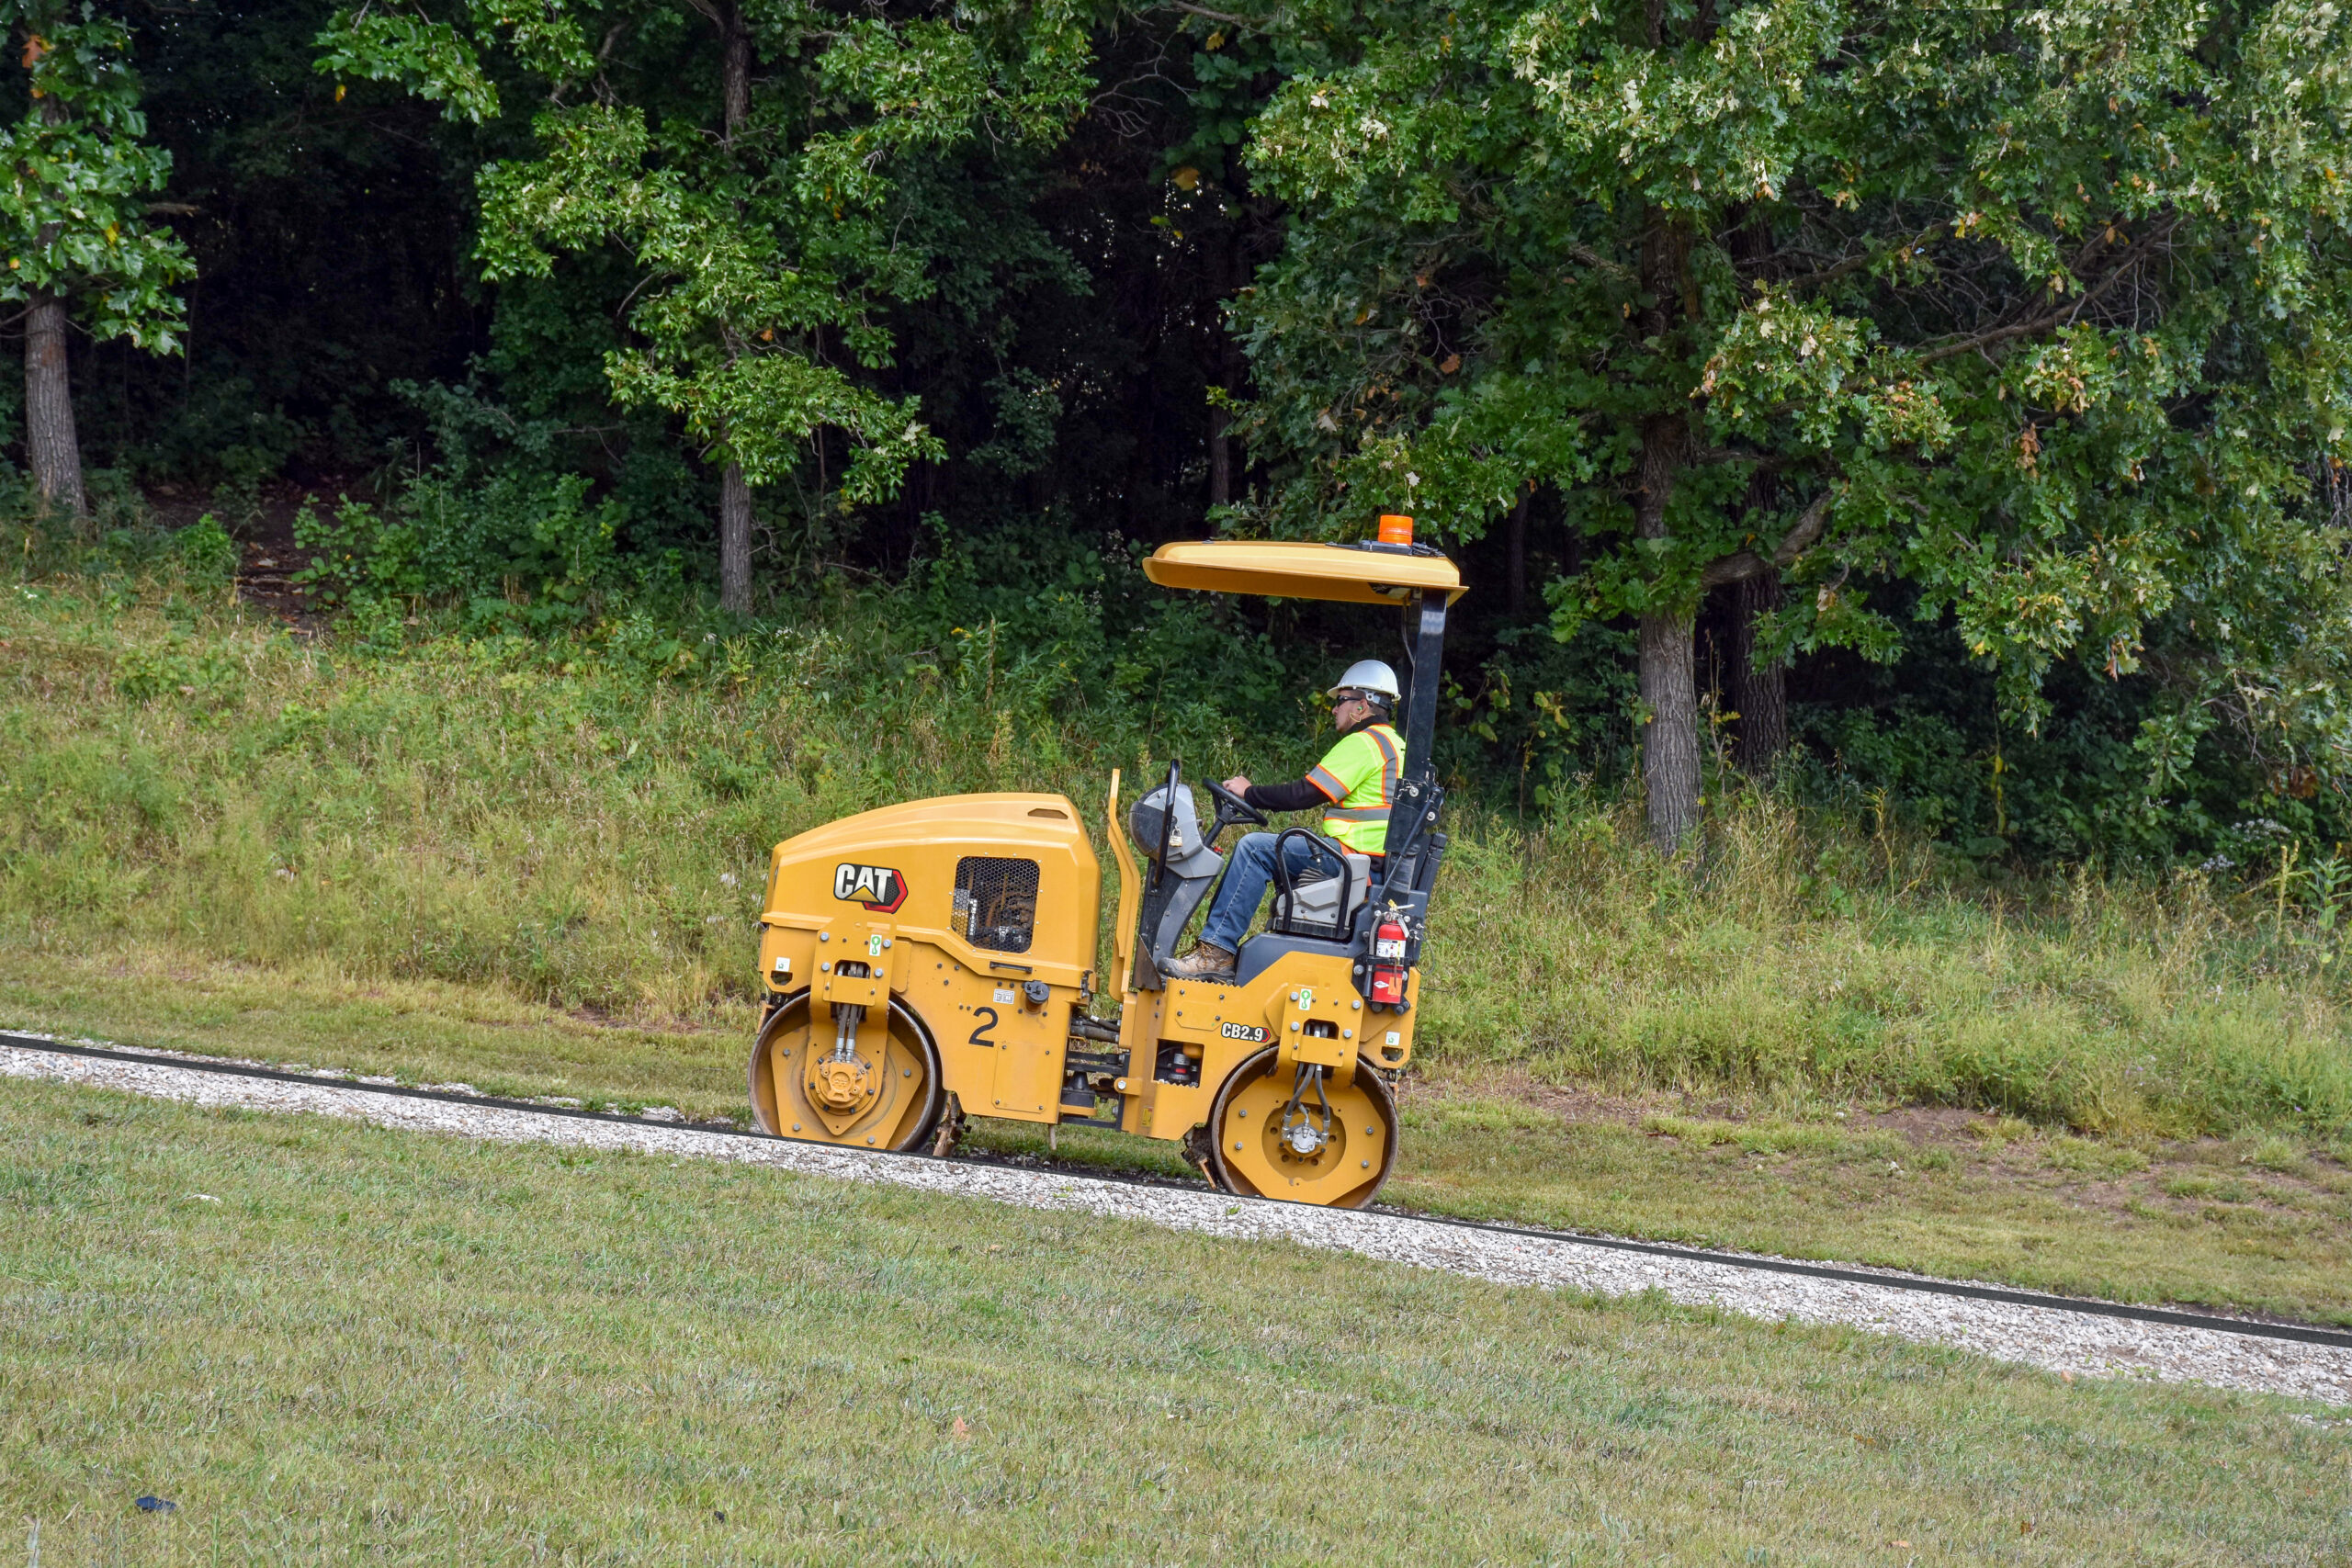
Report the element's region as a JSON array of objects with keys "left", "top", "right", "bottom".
[
  {"left": 1632, "top": 403, "right": 1695, "bottom": 851},
  {"left": 719, "top": 460, "right": 752, "bottom": 615},
  {"left": 1640, "top": 607, "right": 1702, "bottom": 851},
  {"left": 1732, "top": 571, "right": 1788, "bottom": 774},
  {"left": 713, "top": 5, "right": 752, "bottom": 614},
  {"left": 719, "top": 3, "right": 751, "bottom": 139},
  {"left": 25, "top": 291, "right": 84, "bottom": 519},
  {"left": 1632, "top": 215, "right": 1700, "bottom": 852}
]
